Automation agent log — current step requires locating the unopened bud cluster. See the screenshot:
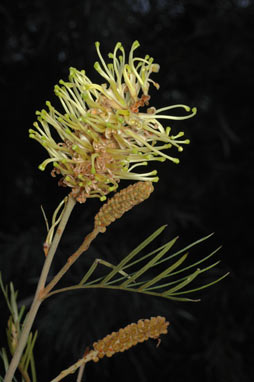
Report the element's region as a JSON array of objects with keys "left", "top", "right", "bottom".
[
  {"left": 92, "top": 316, "right": 169, "bottom": 361},
  {"left": 94, "top": 181, "right": 154, "bottom": 232}
]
